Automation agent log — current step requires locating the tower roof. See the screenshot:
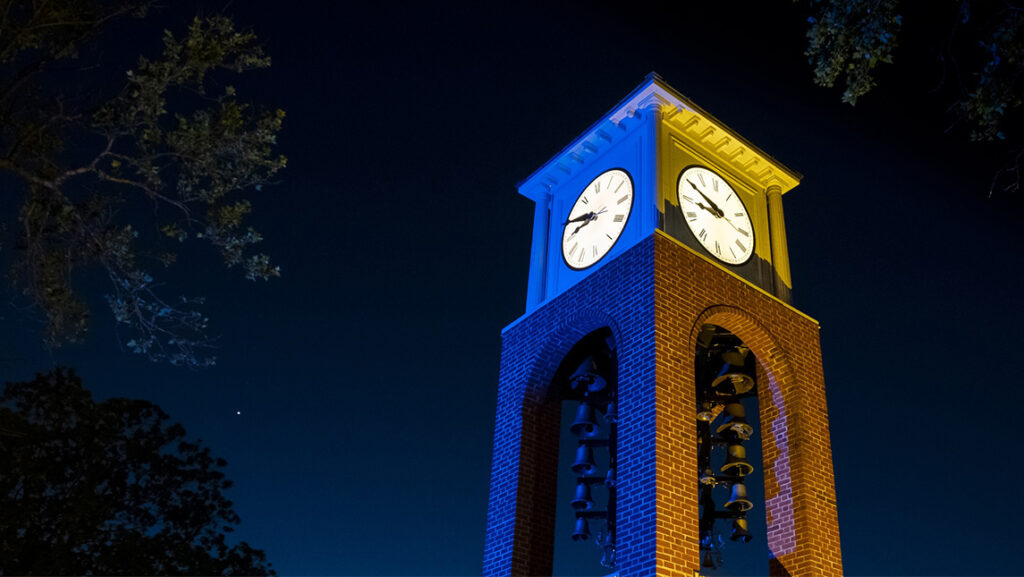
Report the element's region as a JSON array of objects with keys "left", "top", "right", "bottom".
[{"left": 518, "top": 72, "right": 801, "bottom": 202}]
